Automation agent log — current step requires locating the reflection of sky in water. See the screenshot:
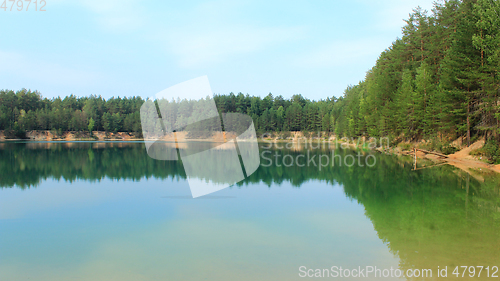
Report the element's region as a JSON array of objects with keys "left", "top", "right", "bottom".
[{"left": 0, "top": 178, "right": 400, "bottom": 281}]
